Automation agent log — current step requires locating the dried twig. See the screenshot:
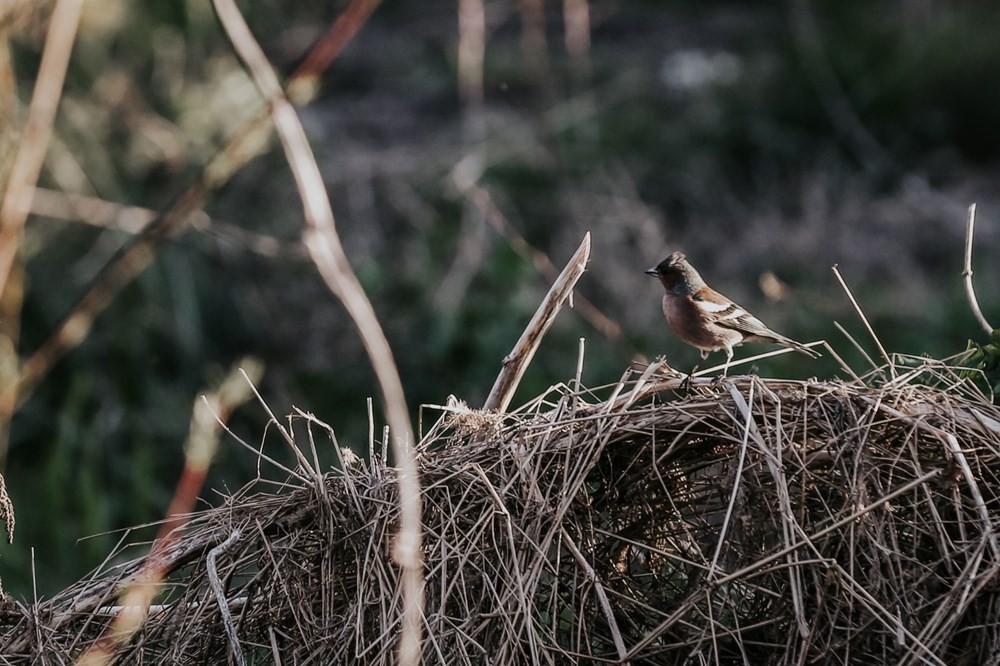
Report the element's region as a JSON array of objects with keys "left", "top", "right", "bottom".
[
  {"left": 832, "top": 264, "right": 895, "bottom": 378},
  {"left": 962, "top": 203, "right": 993, "bottom": 336},
  {"left": 0, "top": 0, "right": 83, "bottom": 296},
  {"left": 287, "top": 0, "right": 383, "bottom": 103},
  {"left": 29, "top": 188, "right": 307, "bottom": 258},
  {"left": 452, "top": 172, "right": 625, "bottom": 343},
  {"left": 483, "top": 232, "right": 592, "bottom": 412},
  {"left": 13, "top": 0, "right": 379, "bottom": 408},
  {"left": 206, "top": 529, "right": 246, "bottom": 666},
  {"left": 560, "top": 530, "right": 627, "bottom": 661},
  {"left": 707, "top": 381, "right": 756, "bottom": 579},
  {"left": 74, "top": 359, "right": 261, "bottom": 665},
  {"left": 209, "top": 3, "right": 422, "bottom": 665},
  {"left": 0, "top": 473, "right": 13, "bottom": 544},
  {"left": 0, "top": 0, "right": 83, "bottom": 468}
]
